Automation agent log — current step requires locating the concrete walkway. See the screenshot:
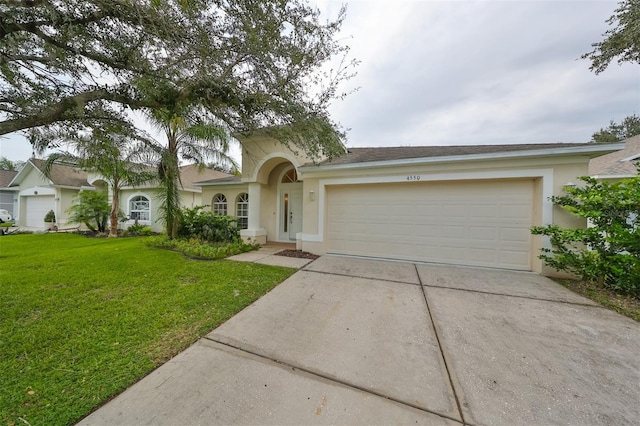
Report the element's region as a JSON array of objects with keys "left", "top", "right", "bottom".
[{"left": 78, "top": 256, "right": 640, "bottom": 425}]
